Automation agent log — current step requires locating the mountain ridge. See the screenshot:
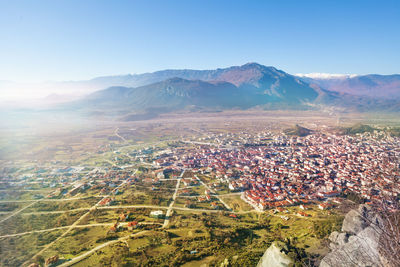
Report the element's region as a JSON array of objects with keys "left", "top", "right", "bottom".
[
  {"left": 298, "top": 73, "right": 400, "bottom": 99},
  {"left": 77, "top": 64, "right": 321, "bottom": 114},
  {"left": 4, "top": 63, "right": 400, "bottom": 115}
]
